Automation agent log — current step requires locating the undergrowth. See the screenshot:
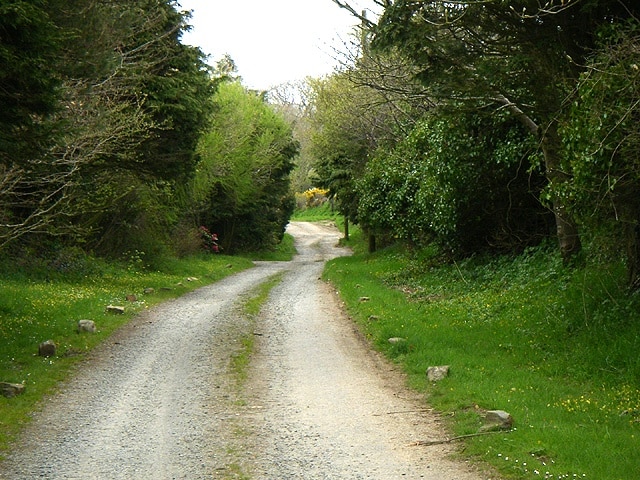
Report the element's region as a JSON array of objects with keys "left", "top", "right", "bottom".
[
  {"left": 323, "top": 241, "right": 640, "bottom": 480},
  {"left": 239, "top": 233, "right": 296, "bottom": 262}
]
